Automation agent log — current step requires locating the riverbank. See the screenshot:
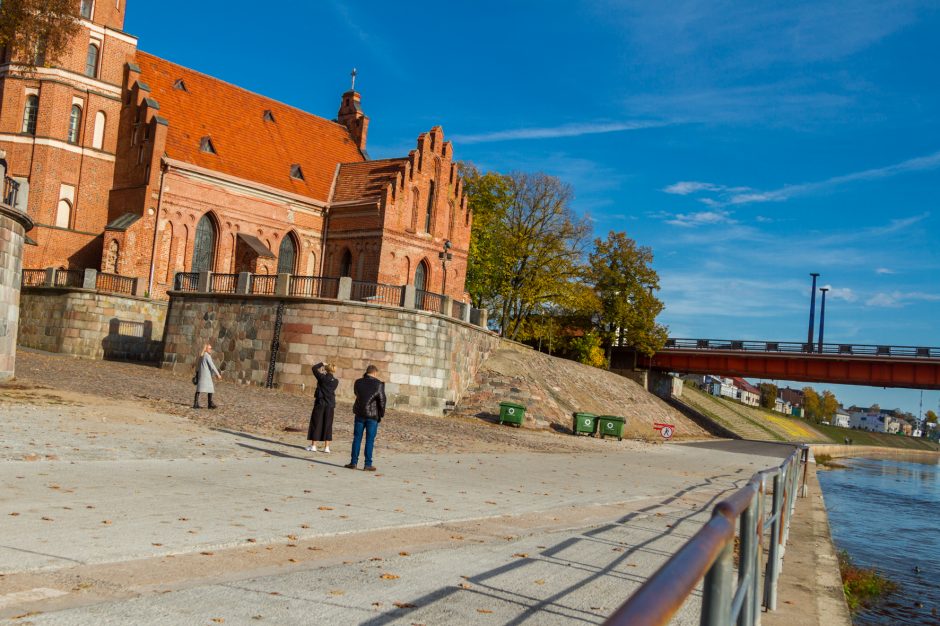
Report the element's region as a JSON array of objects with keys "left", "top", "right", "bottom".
[{"left": 811, "top": 444, "right": 940, "bottom": 461}]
